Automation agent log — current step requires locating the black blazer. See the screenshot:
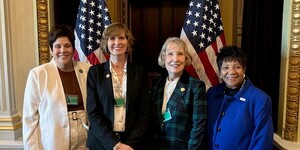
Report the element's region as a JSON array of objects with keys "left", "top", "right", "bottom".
[{"left": 86, "top": 61, "right": 151, "bottom": 150}]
